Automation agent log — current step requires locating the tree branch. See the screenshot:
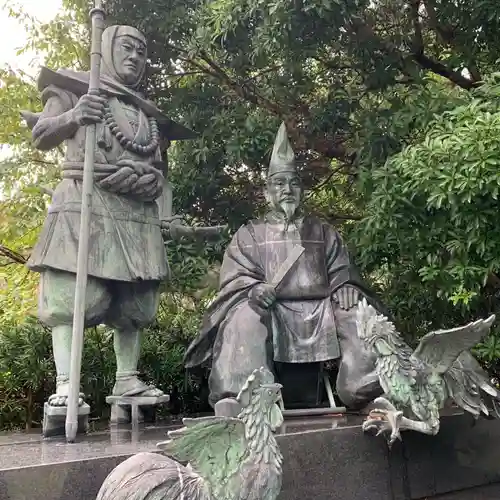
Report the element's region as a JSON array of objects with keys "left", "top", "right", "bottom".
[
  {"left": 242, "top": 65, "right": 282, "bottom": 84},
  {"left": 167, "top": 43, "right": 284, "bottom": 114},
  {"left": 27, "top": 157, "right": 57, "bottom": 166},
  {"left": 199, "top": 49, "right": 283, "bottom": 115},
  {"left": 422, "top": 0, "right": 462, "bottom": 47},
  {"left": 166, "top": 45, "right": 352, "bottom": 162},
  {"left": 409, "top": 0, "right": 423, "bottom": 54},
  {"left": 328, "top": 213, "right": 363, "bottom": 222},
  {"left": 422, "top": 0, "right": 482, "bottom": 82},
  {"left": 173, "top": 55, "right": 219, "bottom": 79},
  {"left": 412, "top": 52, "right": 476, "bottom": 89},
  {"left": 348, "top": 14, "right": 477, "bottom": 91},
  {"left": 167, "top": 70, "right": 206, "bottom": 78},
  {"left": 408, "top": 0, "right": 476, "bottom": 88},
  {"left": 0, "top": 244, "right": 27, "bottom": 265},
  {"left": 487, "top": 273, "right": 500, "bottom": 290}
]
